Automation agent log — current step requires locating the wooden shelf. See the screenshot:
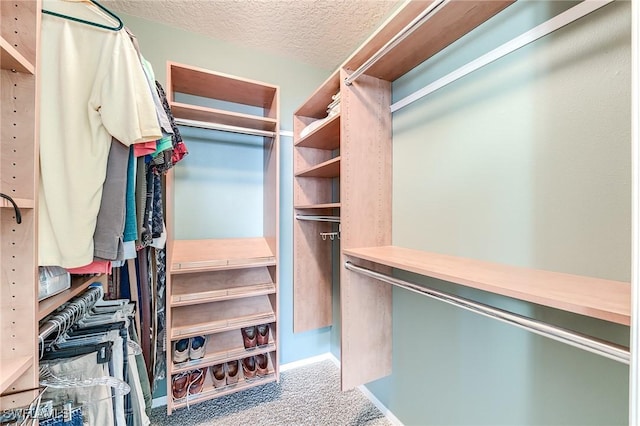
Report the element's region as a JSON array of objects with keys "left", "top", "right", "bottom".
[
  {"left": 342, "top": 1, "right": 514, "bottom": 82},
  {"left": 295, "top": 157, "right": 341, "bottom": 178},
  {"left": 0, "top": 197, "right": 34, "bottom": 209},
  {"left": 168, "top": 62, "right": 278, "bottom": 108},
  {"left": 344, "top": 246, "right": 631, "bottom": 326},
  {"left": 170, "top": 102, "right": 277, "bottom": 132},
  {"left": 295, "top": 69, "right": 340, "bottom": 119},
  {"left": 171, "top": 295, "right": 275, "bottom": 339},
  {"left": 171, "top": 238, "right": 276, "bottom": 274},
  {"left": 295, "top": 114, "right": 340, "bottom": 150},
  {"left": 0, "top": 356, "right": 32, "bottom": 394},
  {"left": 172, "top": 357, "right": 277, "bottom": 409},
  {"left": 294, "top": 203, "right": 341, "bottom": 210},
  {"left": 0, "top": 37, "right": 35, "bottom": 74},
  {"left": 38, "top": 275, "right": 104, "bottom": 320},
  {"left": 170, "top": 329, "right": 276, "bottom": 373},
  {"left": 171, "top": 267, "right": 275, "bottom": 306}
]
